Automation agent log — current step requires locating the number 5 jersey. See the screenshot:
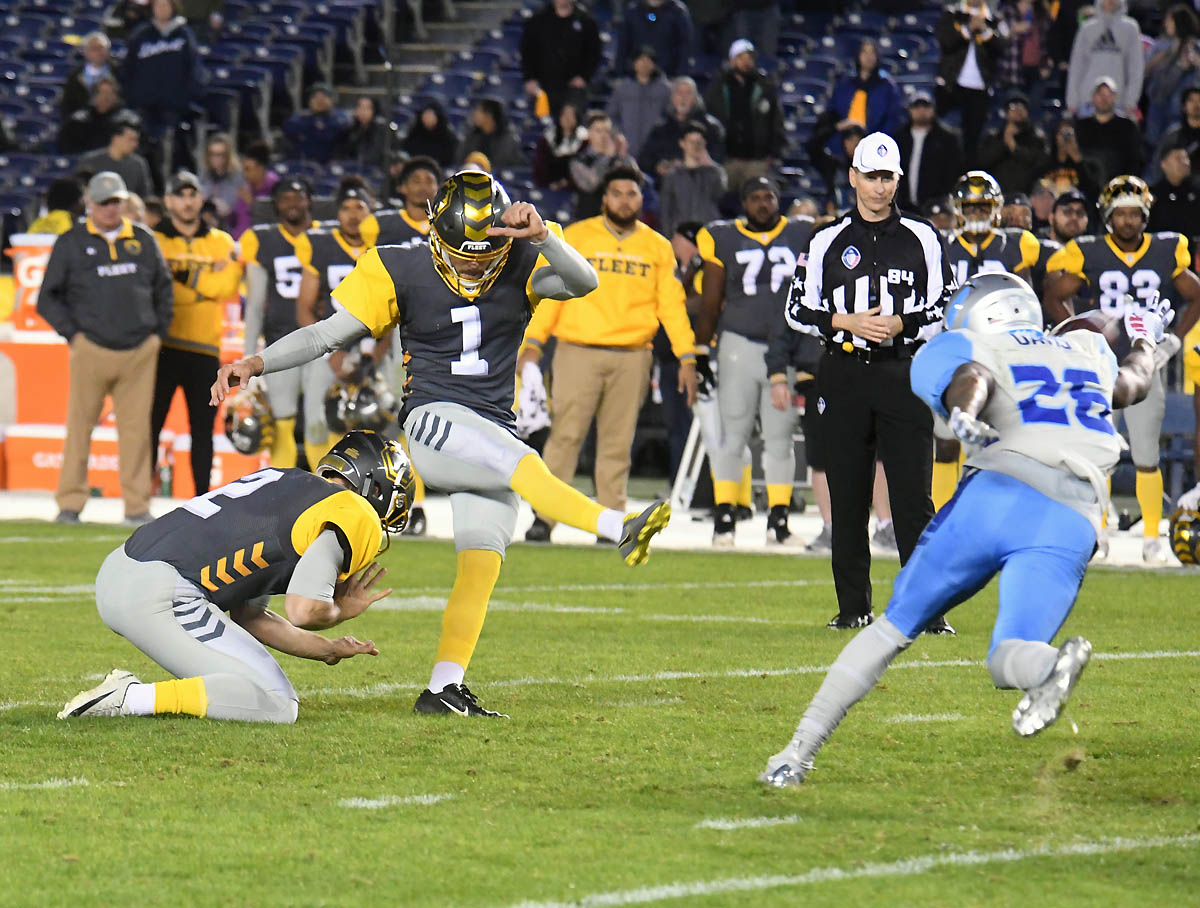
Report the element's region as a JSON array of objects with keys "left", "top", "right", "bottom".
[
  {"left": 911, "top": 326, "right": 1122, "bottom": 530},
  {"left": 1045, "top": 231, "right": 1190, "bottom": 316}
]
